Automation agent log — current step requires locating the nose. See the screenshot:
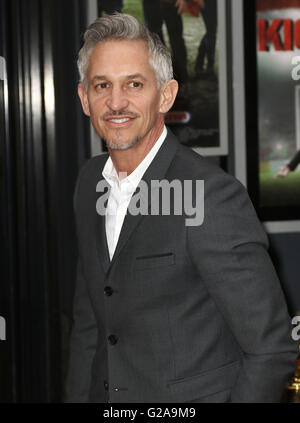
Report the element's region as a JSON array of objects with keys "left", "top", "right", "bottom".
[{"left": 105, "top": 85, "right": 129, "bottom": 111}]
